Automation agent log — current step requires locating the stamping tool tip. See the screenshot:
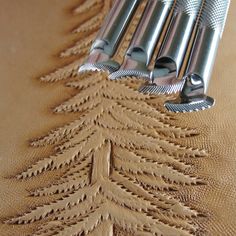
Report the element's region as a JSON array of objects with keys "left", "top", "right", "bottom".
[
  {"left": 79, "top": 61, "right": 119, "bottom": 74},
  {"left": 164, "top": 96, "right": 215, "bottom": 113},
  {"left": 109, "top": 69, "right": 150, "bottom": 80}
]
